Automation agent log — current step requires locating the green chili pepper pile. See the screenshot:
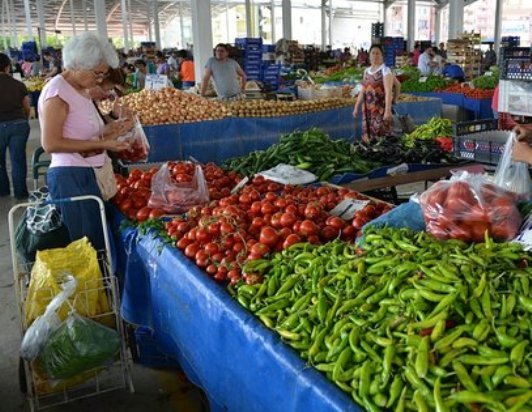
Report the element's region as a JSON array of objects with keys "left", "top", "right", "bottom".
[
  {"left": 222, "top": 128, "right": 377, "bottom": 180},
  {"left": 401, "top": 75, "right": 452, "bottom": 93},
  {"left": 232, "top": 227, "right": 532, "bottom": 411},
  {"left": 403, "top": 117, "right": 453, "bottom": 149}
]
